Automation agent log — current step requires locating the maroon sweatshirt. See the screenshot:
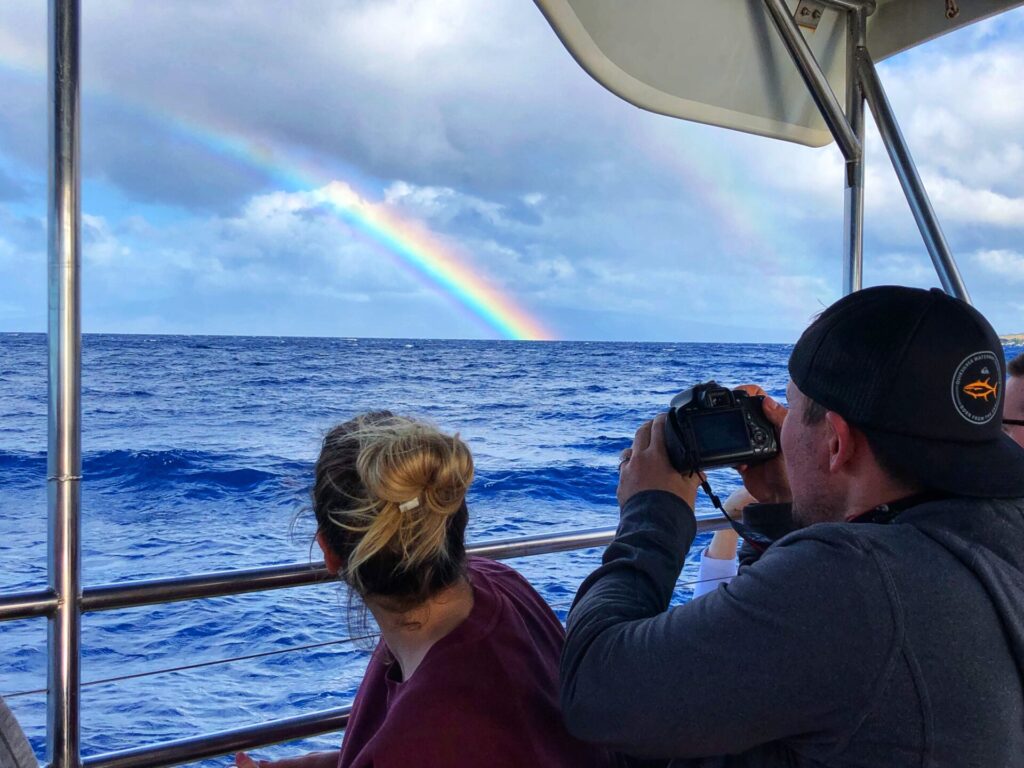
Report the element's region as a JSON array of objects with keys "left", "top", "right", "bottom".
[{"left": 337, "top": 557, "right": 613, "bottom": 768}]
